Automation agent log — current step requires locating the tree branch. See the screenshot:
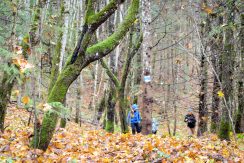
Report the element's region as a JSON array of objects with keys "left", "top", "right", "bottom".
[
  {"left": 121, "top": 31, "right": 143, "bottom": 88},
  {"left": 100, "top": 59, "right": 120, "bottom": 88},
  {"left": 86, "top": 0, "right": 139, "bottom": 59},
  {"left": 88, "top": 0, "right": 125, "bottom": 30}
]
